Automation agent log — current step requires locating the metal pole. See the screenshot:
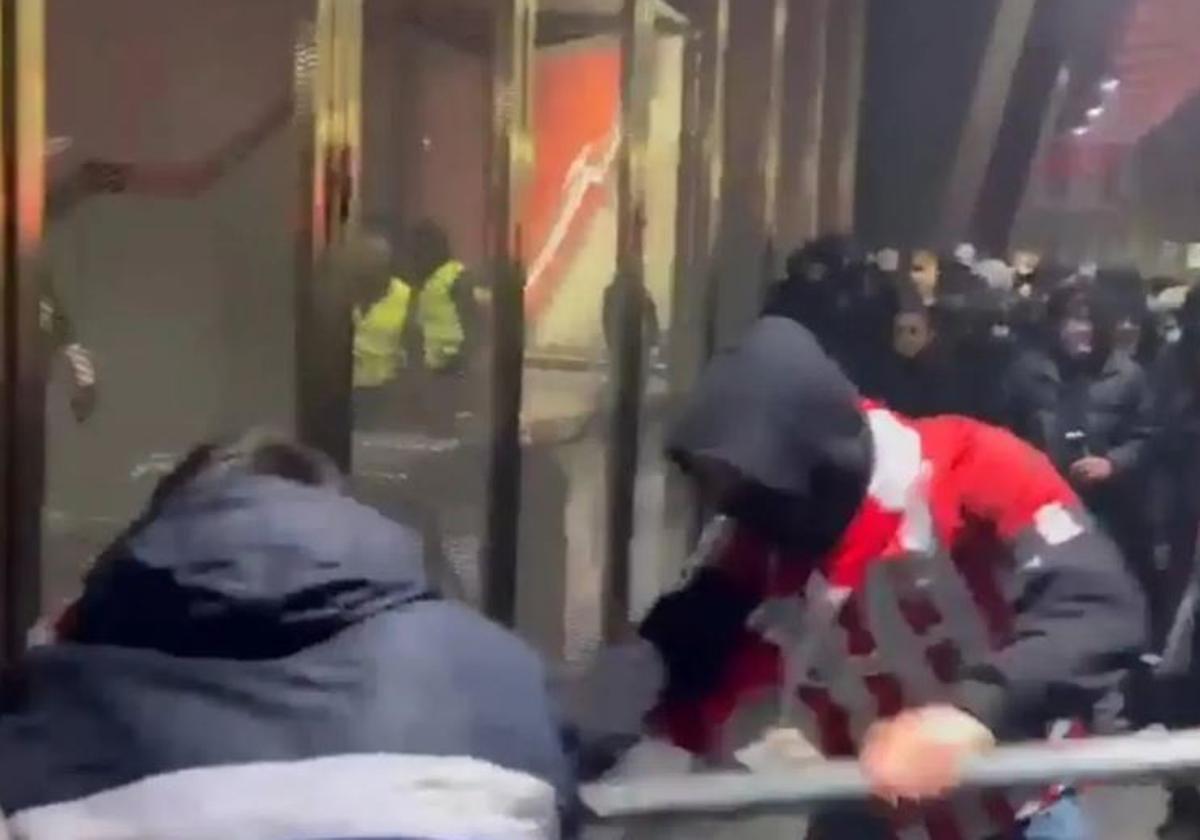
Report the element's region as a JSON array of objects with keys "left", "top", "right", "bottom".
[
  {"left": 583, "top": 728, "right": 1200, "bottom": 820},
  {"left": 777, "top": 0, "right": 829, "bottom": 249},
  {"left": 817, "top": 0, "right": 863, "bottom": 235},
  {"left": 0, "top": 0, "right": 47, "bottom": 665},
  {"left": 603, "top": 0, "right": 655, "bottom": 641},
  {"left": 484, "top": 0, "right": 535, "bottom": 627}
]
